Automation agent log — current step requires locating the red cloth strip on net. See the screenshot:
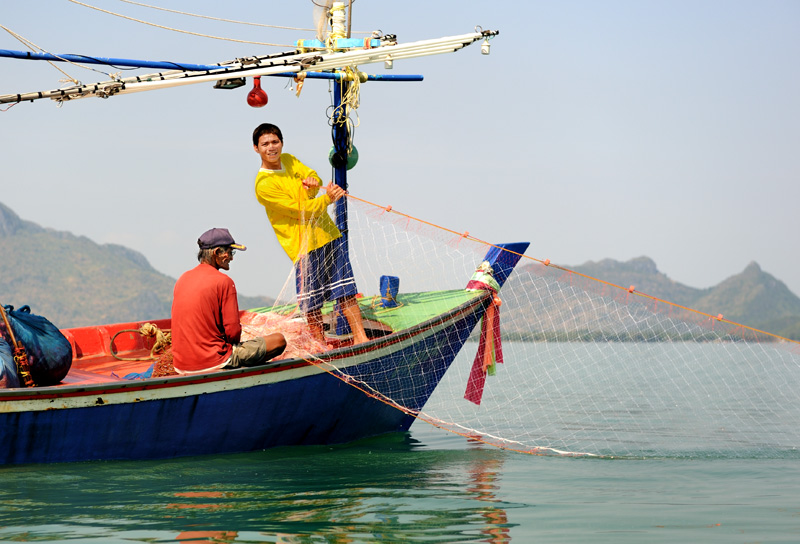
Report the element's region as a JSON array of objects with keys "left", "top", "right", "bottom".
[{"left": 464, "top": 275, "right": 504, "bottom": 405}]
